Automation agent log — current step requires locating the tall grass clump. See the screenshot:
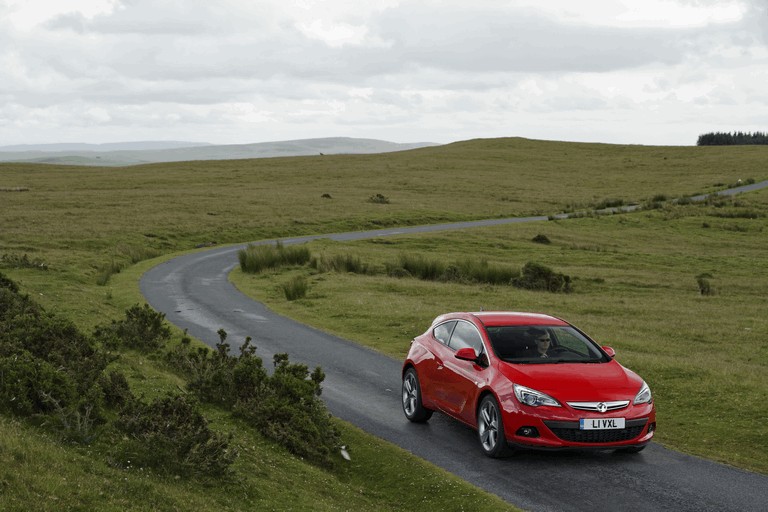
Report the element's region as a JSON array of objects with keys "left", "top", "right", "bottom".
[
  {"left": 456, "top": 259, "right": 520, "bottom": 285},
  {"left": 311, "top": 253, "right": 370, "bottom": 274},
  {"left": 96, "top": 259, "right": 125, "bottom": 286},
  {"left": 0, "top": 253, "right": 49, "bottom": 270},
  {"left": 117, "top": 244, "right": 163, "bottom": 264},
  {"left": 394, "top": 253, "right": 447, "bottom": 281},
  {"left": 239, "top": 242, "right": 311, "bottom": 273},
  {"left": 282, "top": 276, "right": 309, "bottom": 301}
]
